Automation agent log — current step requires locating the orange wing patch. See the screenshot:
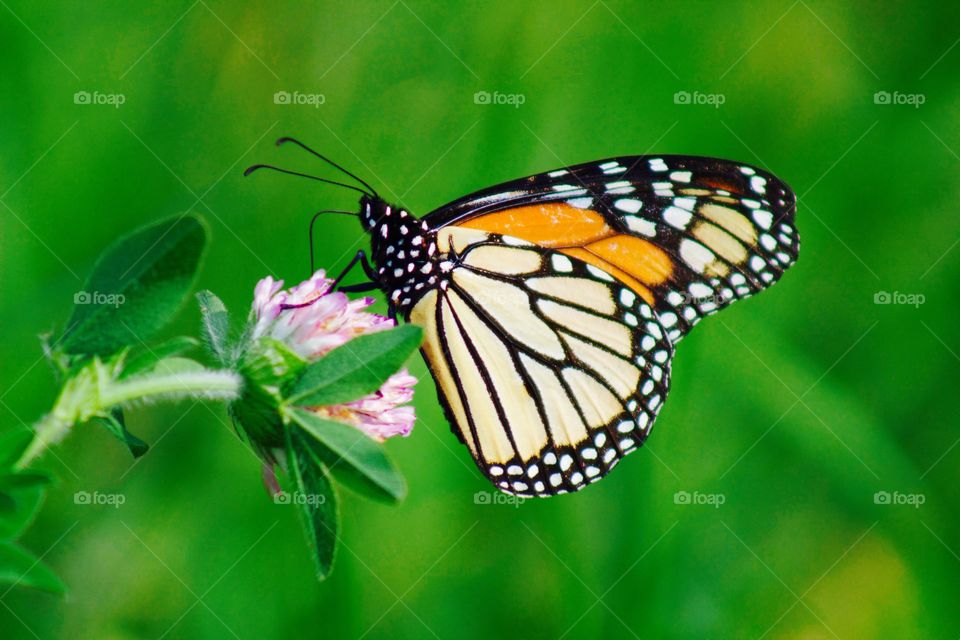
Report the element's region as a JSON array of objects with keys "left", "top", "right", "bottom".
[
  {"left": 585, "top": 236, "right": 672, "bottom": 286},
  {"left": 458, "top": 203, "right": 673, "bottom": 305},
  {"left": 460, "top": 203, "right": 614, "bottom": 248}
]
